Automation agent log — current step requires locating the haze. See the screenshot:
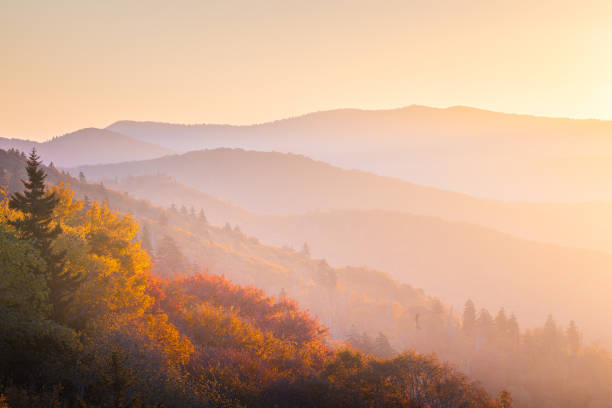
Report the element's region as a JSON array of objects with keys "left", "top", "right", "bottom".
[
  {"left": 2, "top": 1, "right": 612, "bottom": 407},
  {"left": 2, "top": 0, "right": 612, "bottom": 140}
]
